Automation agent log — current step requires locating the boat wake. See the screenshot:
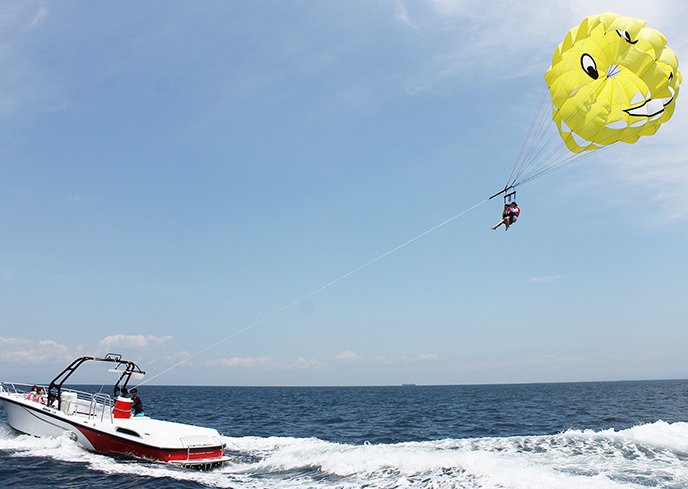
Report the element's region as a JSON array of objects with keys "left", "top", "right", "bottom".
[{"left": 3, "top": 421, "right": 688, "bottom": 488}]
